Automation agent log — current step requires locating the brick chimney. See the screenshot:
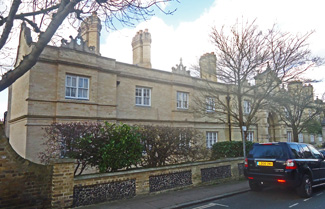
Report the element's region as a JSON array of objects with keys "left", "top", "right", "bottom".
[
  {"left": 132, "top": 29, "right": 152, "bottom": 68},
  {"left": 199, "top": 52, "right": 217, "bottom": 82},
  {"left": 79, "top": 12, "right": 102, "bottom": 55}
]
